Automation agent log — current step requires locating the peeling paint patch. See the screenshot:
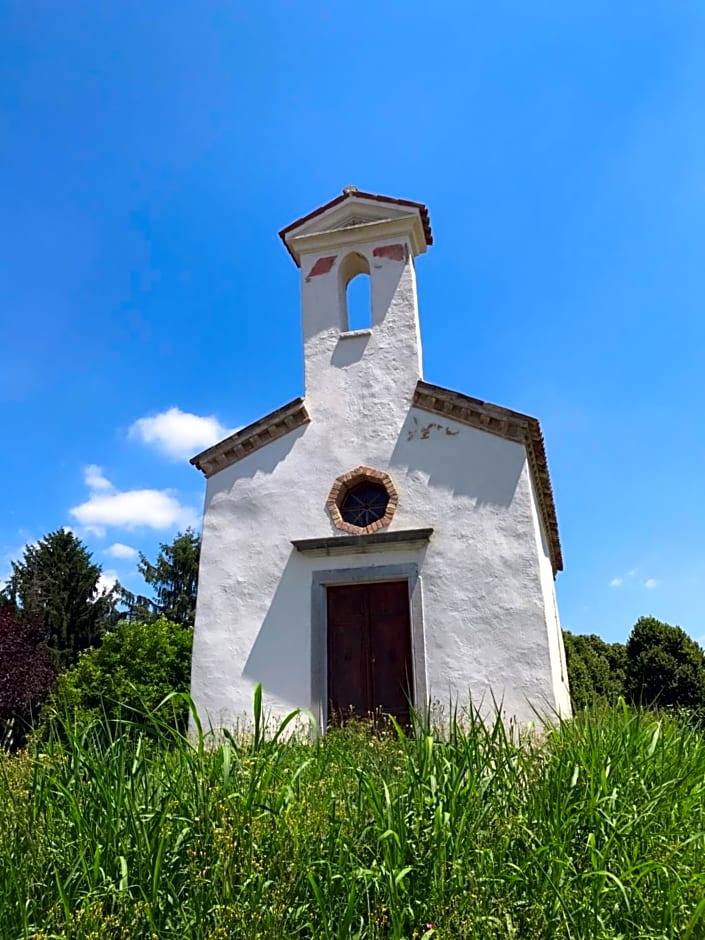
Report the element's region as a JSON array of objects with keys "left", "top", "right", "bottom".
[
  {"left": 307, "top": 255, "right": 337, "bottom": 278},
  {"left": 407, "top": 416, "right": 460, "bottom": 441},
  {"left": 373, "top": 244, "right": 405, "bottom": 262}
]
